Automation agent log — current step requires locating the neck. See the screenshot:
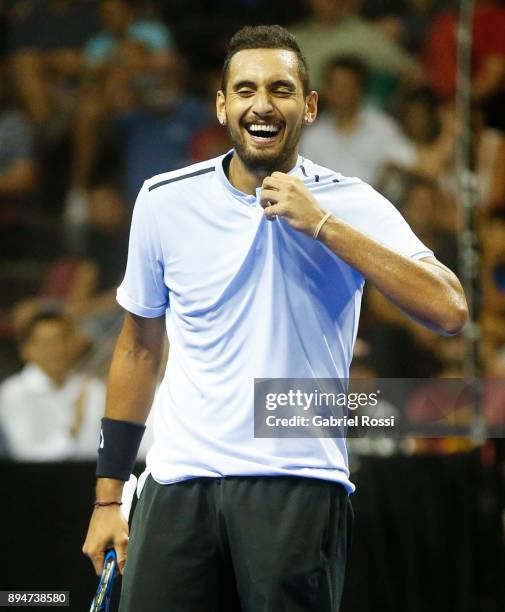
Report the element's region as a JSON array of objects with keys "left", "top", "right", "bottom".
[
  {"left": 228, "top": 151, "right": 298, "bottom": 195},
  {"left": 333, "top": 108, "right": 360, "bottom": 132},
  {"left": 39, "top": 366, "right": 68, "bottom": 388}
]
